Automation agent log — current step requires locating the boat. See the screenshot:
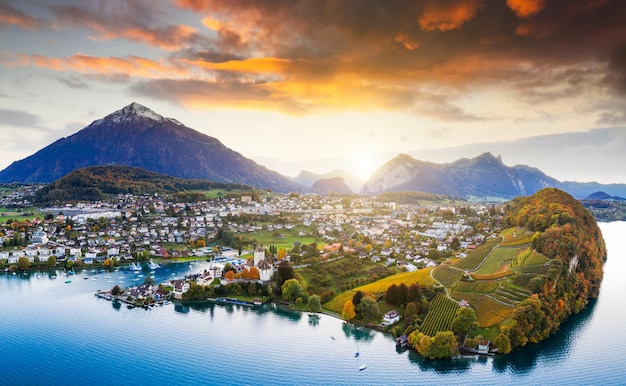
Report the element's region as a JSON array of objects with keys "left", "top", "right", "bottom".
[
  {"left": 359, "top": 364, "right": 367, "bottom": 371},
  {"left": 148, "top": 260, "right": 161, "bottom": 269},
  {"left": 129, "top": 262, "right": 141, "bottom": 272},
  {"left": 330, "top": 336, "right": 335, "bottom": 340},
  {"left": 64, "top": 280, "right": 72, "bottom": 284},
  {"left": 355, "top": 352, "right": 359, "bottom": 357}
]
